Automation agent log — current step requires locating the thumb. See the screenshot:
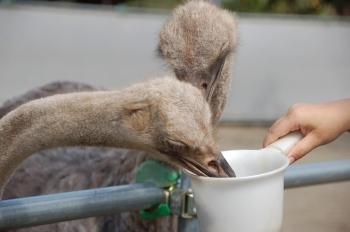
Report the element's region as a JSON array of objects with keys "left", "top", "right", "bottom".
[{"left": 287, "top": 132, "right": 321, "bottom": 163}]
